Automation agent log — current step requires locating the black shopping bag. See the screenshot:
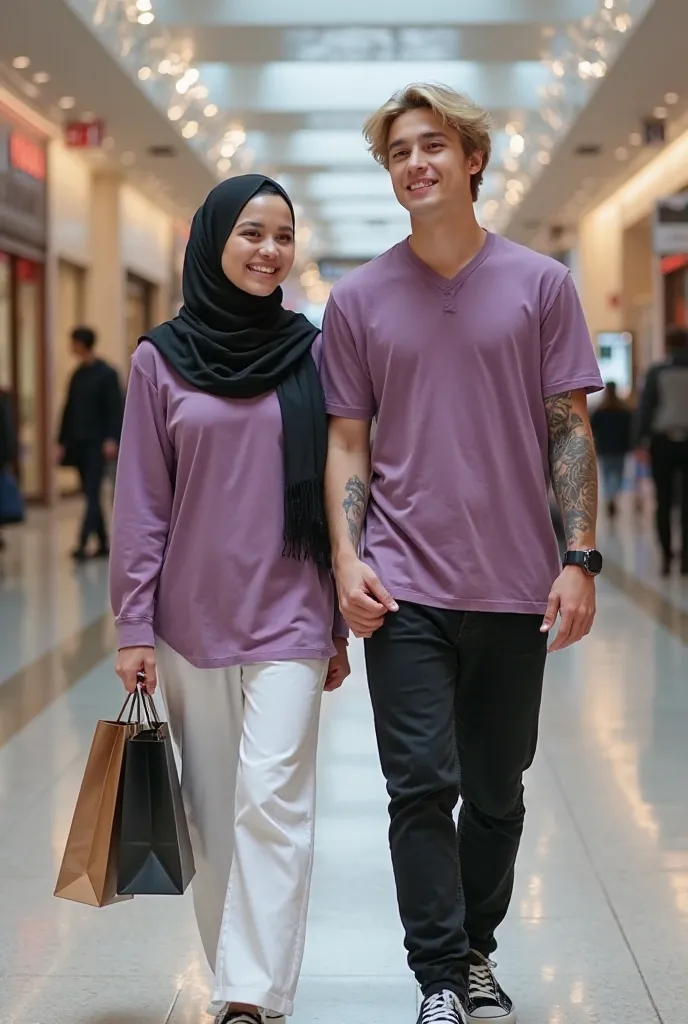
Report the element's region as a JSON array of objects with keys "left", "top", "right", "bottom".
[{"left": 116, "top": 689, "right": 195, "bottom": 896}]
